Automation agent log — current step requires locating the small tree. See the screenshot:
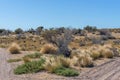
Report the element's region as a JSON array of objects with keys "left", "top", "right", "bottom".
[
  {"left": 27, "top": 28, "right": 35, "bottom": 34},
  {"left": 72, "top": 28, "right": 82, "bottom": 35},
  {"left": 99, "top": 29, "right": 115, "bottom": 40},
  {"left": 15, "top": 28, "right": 23, "bottom": 34},
  {"left": 0, "top": 29, "right": 5, "bottom": 33},
  {"left": 36, "top": 26, "right": 44, "bottom": 35},
  {"left": 84, "top": 25, "right": 97, "bottom": 32},
  {"left": 42, "top": 29, "right": 57, "bottom": 44},
  {"left": 56, "top": 29, "right": 72, "bottom": 57},
  {"left": 1, "top": 30, "right": 12, "bottom": 36},
  {"left": 42, "top": 28, "right": 72, "bottom": 57}
]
